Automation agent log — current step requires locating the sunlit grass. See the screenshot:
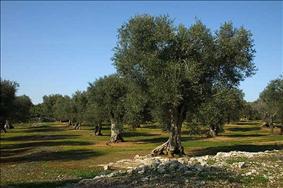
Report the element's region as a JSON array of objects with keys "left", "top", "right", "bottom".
[{"left": 0, "top": 120, "right": 282, "bottom": 187}]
